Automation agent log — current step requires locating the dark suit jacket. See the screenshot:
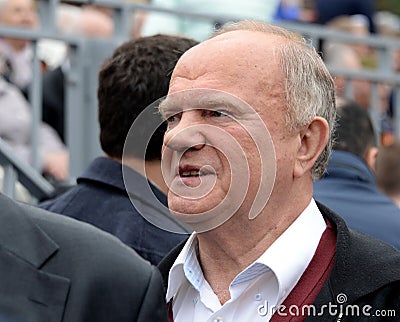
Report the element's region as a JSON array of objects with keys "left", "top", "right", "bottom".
[
  {"left": 158, "top": 202, "right": 400, "bottom": 321},
  {"left": 40, "top": 157, "right": 189, "bottom": 265},
  {"left": 0, "top": 193, "right": 168, "bottom": 322}
]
